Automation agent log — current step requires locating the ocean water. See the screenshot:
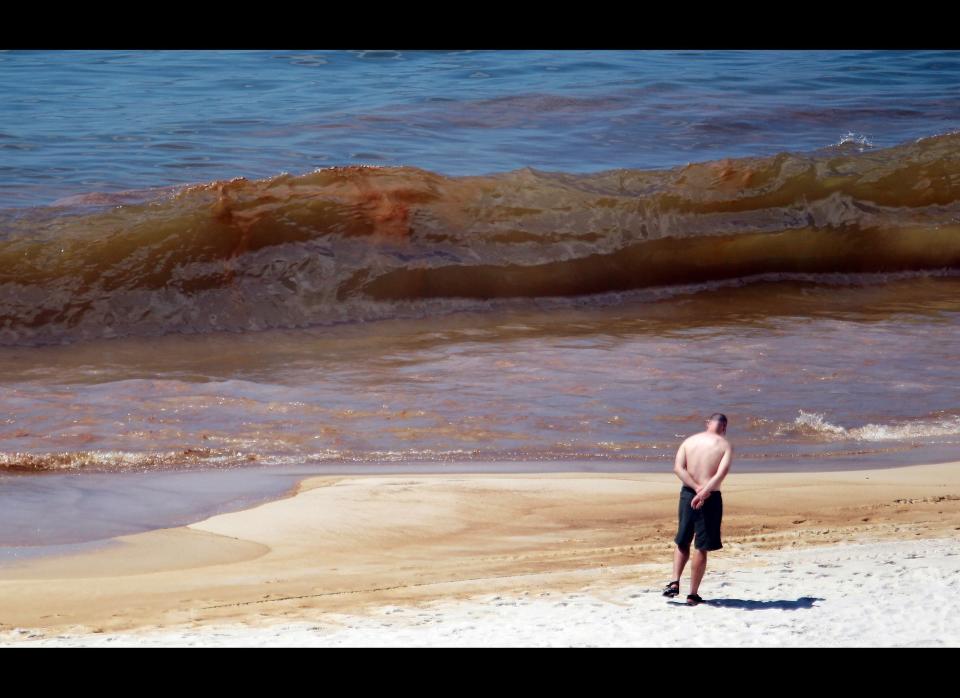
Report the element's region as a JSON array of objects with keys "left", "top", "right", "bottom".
[
  {"left": 1, "top": 50, "right": 959, "bottom": 544},
  {"left": 3, "top": 50, "right": 960, "bottom": 206}
]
